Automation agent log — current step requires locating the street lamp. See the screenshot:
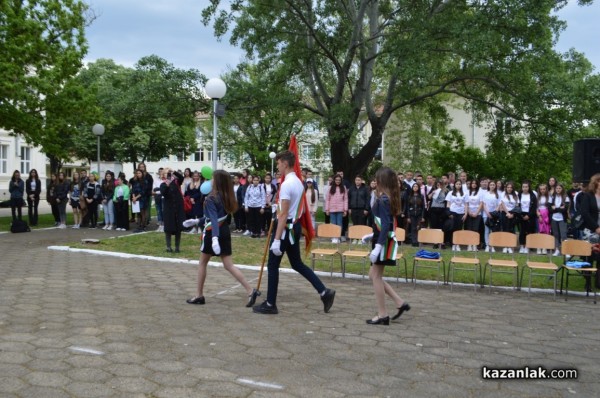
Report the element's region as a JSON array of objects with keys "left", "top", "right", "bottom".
[
  {"left": 269, "top": 151, "right": 276, "bottom": 175},
  {"left": 205, "top": 78, "right": 227, "bottom": 170},
  {"left": 92, "top": 124, "right": 105, "bottom": 174}
]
